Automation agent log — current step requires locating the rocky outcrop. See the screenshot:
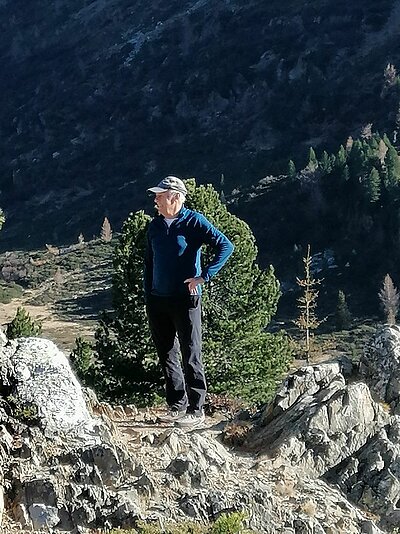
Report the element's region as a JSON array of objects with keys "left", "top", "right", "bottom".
[
  {"left": 2, "top": 327, "right": 400, "bottom": 531},
  {"left": 1, "top": 0, "right": 399, "bottom": 250},
  {"left": 360, "top": 324, "right": 400, "bottom": 413},
  {"left": 0, "top": 337, "right": 139, "bottom": 531},
  {"left": 247, "top": 359, "right": 390, "bottom": 476},
  {"left": 247, "top": 326, "right": 400, "bottom": 531},
  {"left": 324, "top": 326, "right": 400, "bottom": 529}
]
